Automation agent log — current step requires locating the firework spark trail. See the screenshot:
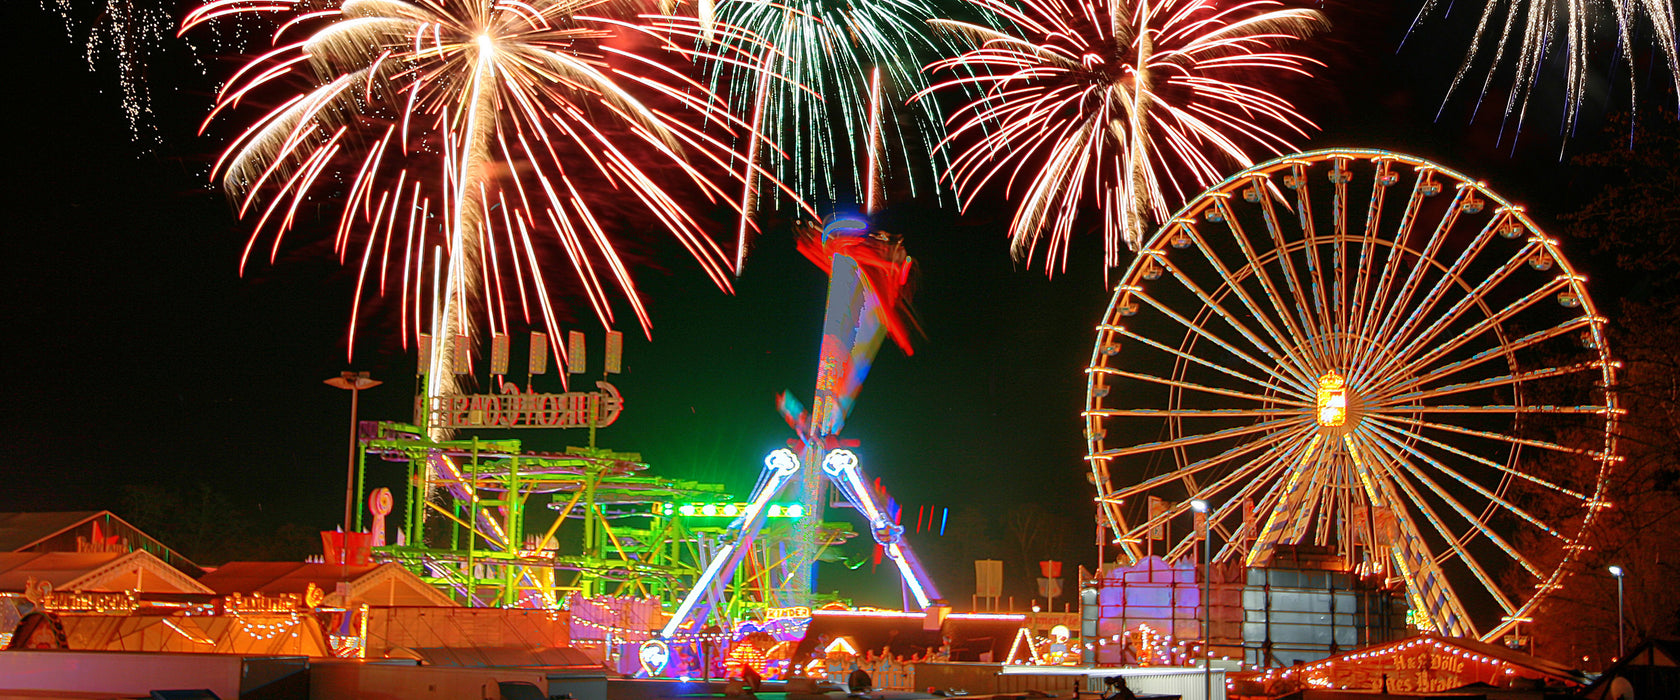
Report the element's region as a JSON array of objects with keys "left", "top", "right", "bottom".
[
  {"left": 698, "top": 0, "right": 977, "bottom": 266},
  {"left": 1411, "top": 0, "right": 1679, "bottom": 145},
  {"left": 920, "top": 0, "right": 1326, "bottom": 274},
  {"left": 41, "top": 0, "right": 204, "bottom": 144},
  {"left": 183, "top": 0, "right": 785, "bottom": 439}
]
